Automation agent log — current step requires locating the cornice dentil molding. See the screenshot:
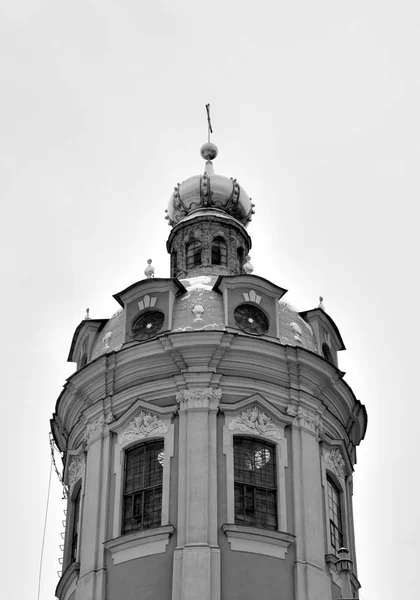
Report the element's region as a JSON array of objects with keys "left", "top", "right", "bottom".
[
  {"left": 286, "top": 404, "right": 323, "bottom": 436},
  {"left": 228, "top": 406, "right": 282, "bottom": 439},
  {"left": 68, "top": 455, "right": 85, "bottom": 494},
  {"left": 119, "top": 411, "right": 168, "bottom": 447},
  {"left": 325, "top": 448, "right": 346, "bottom": 482},
  {"left": 176, "top": 388, "right": 222, "bottom": 411}
]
